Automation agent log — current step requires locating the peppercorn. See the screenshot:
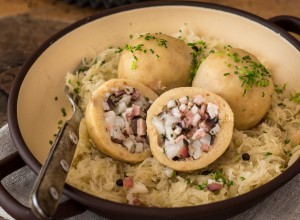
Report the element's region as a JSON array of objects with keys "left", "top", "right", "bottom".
[
  {"left": 116, "top": 179, "right": 123, "bottom": 186},
  {"left": 242, "top": 153, "right": 250, "bottom": 161}
]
